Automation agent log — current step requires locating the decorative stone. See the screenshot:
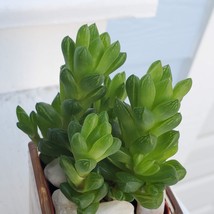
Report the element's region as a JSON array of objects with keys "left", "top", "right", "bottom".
[
  {"left": 52, "top": 189, "right": 77, "bottom": 214},
  {"left": 44, "top": 158, "right": 66, "bottom": 188},
  {"left": 97, "top": 200, "right": 134, "bottom": 214},
  {"left": 52, "top": 189, "right": 135, "bottom": 214}
]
